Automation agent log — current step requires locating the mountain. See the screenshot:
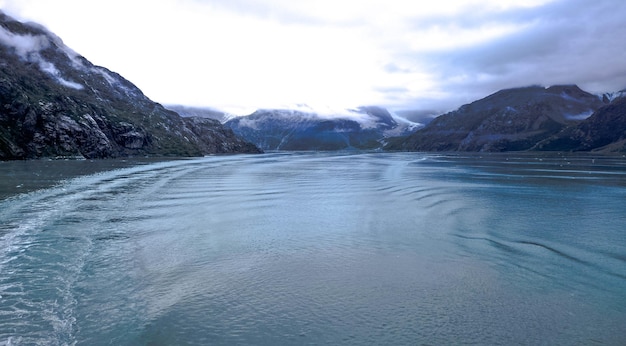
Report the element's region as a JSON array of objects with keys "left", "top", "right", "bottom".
[
  {"left": 224, "top": 106, "right": 421, "bottom": 151},
  {"left": 600, "top": 89, "right": 626, "bottom": 104},
  {"left": 385, "top": 85, "right": 606, "bottom": 152},
  {"left": 532, "top": 96, "right": 626, "bottom": 152},
  {"left": 0, "top": 12, "right": 260, "bottom": 160},
  {"left": 165, "top": 105, "right": 237, "bottom": 123}
]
